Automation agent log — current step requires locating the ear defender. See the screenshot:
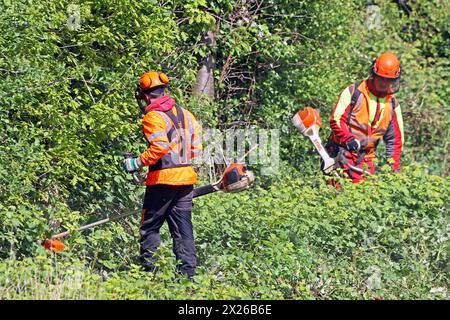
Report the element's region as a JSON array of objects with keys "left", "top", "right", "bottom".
[
  {"left": 137, "top": 71, "right": 170, "bottom": 99},
  {"left": 159, "top": 72, "right": 169, "bottom": 84},
  {"left": 140, "top": 73, "right": 152, "bottom": 90}
]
